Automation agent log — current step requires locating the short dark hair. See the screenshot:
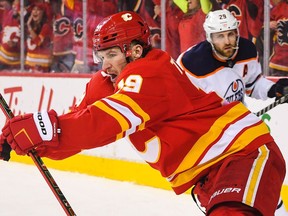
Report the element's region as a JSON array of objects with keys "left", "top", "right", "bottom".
[{"left": 130, "top": 39, "right": 152, "bottom": 58}]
